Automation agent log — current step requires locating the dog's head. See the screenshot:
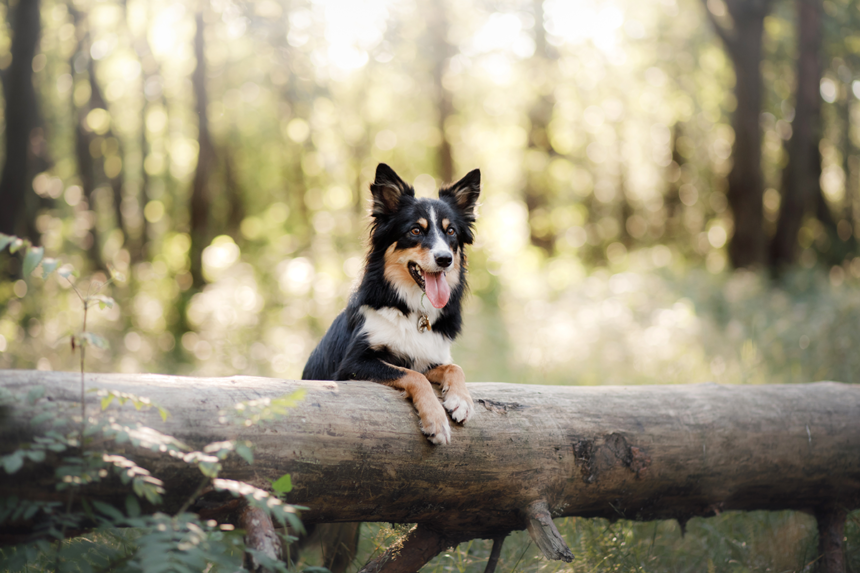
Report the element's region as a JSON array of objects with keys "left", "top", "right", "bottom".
[{"left": 369, "top": 163, "right": 480, "bottom": 310}]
